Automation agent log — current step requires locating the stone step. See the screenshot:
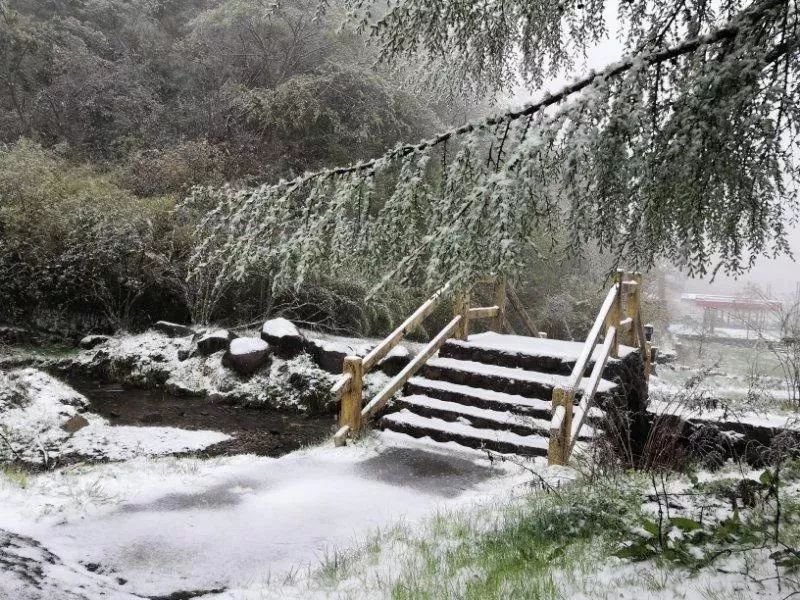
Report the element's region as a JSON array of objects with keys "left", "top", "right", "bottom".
[
  {"left": 405, "top": 376, "right": 606, "bottom": 422},
  {"left": 380, "top": 409, "right": 549, "bottom": 457},
  {"left": 392, "top": 395, "right": 600, "bottom": 440},
  {"left": 439, "top": 332, "right": 637, "bottom": 376},
  {"left": 421, "top": 357, "right": 617, "bottom": 402}
]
